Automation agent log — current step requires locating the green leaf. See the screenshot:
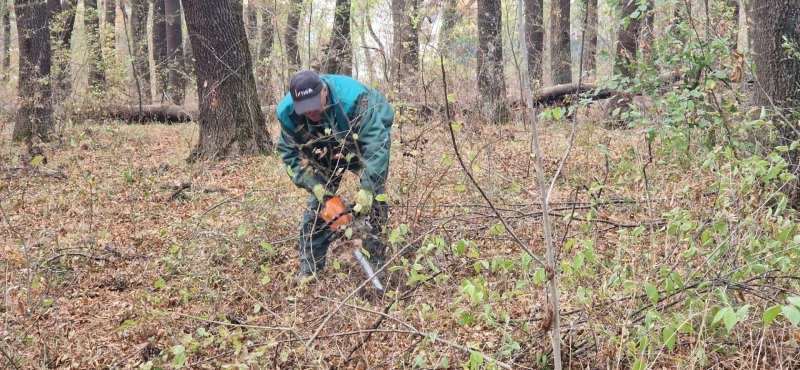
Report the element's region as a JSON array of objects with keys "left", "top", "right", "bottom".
[
  {"left": 511, "top": 182, "right": 520, "bottom": 192},
  {"left": 455, "top": 184, "right": 466, "bottom": 192},
  {"left": 764, "top": 305, "right": 782, "bottom": 326},
  {"left": 447, "top": 93, "right": 456, "bottom": 103},
  {"left": 441, "top": 356, "right": 449, "bottom": 368},
  {"left": 344, "top": 228, "right": 353, "bottom": 239},
  {"left": 154, "top": 279, "right": 166, "bottom": 288},
  {"left": 31, "top": 155, "right": 43, "bottom": 166},
  {"left": 782, "top": 305, "right": 800, "bottom": 326},
  {"left": 723, "top": 308, "right": 738, "bottom": 332},
  {"left": 662, "top": 326, "right": 676, "bottom": 351},
  {"left": 490, "top": 223, "right": 505, "bottom": 235},
  {"left": 42, "top": 299, "right": 54, "bottom": 307},
  {"left": 70, "top": 139, "right": 78, "bottom": 148},
  {"left": 260, "top": 242, "right": 274, "bottom": 252},
  {"left": 172, "top": 345, "right": 186, "bottom": 368},
  {"left": 442, "top": 154, "right": 452, "bottom": 165},
  {"left": 353, "top": 133, "right": 359, "bottom": 140},
  {"left": 451, "top": 122, "right": 462, "bottom": 132},
  {"left": 632, "top": 359, "right": 645, "bottom": 370},
  {"left": 333, "top": 260, "right": 340, "bottom": 270},
  {"left": 287, "top": 165, "right": 296, "bottom": 177},
  {"left": 237, "top": 225, "right": 247, "bottom": 238},
  {"left": 787, "top": 296, "right": 800, "bottom": 307},
  {"left": 254, "top": 303, "right": 262, "bottom": 313},
  {"left": 375, "top": 194, "right": 389, "bottom": 202},
  {"left": 645, "top": 282, "right": 658, "bottom": 305}
]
